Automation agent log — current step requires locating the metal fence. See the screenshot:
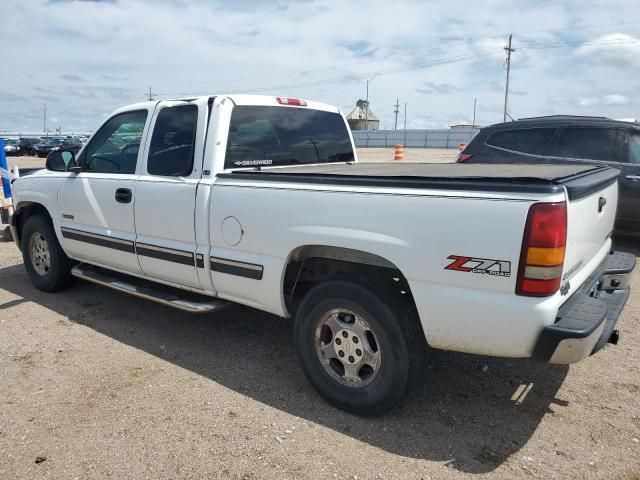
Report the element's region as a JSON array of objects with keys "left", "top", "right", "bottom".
[
  {"left": 352, "top": 127, "right": 479, "bottom": 149},
  {"left": 0, "top": 132, "right": 92, "bottom": 140}
]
